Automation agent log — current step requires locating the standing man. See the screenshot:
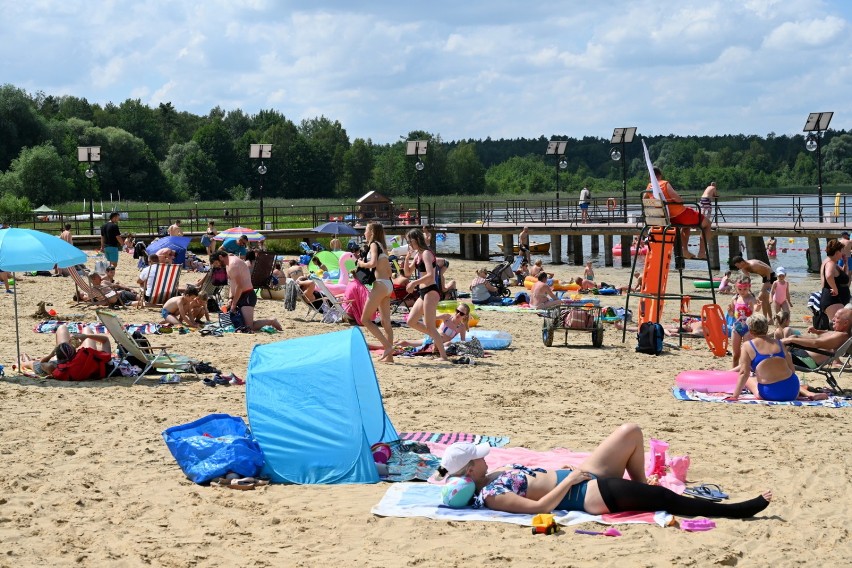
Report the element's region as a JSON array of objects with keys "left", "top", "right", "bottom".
[
  {"left": 55, "top": 223, "right": 74, "bottom": 276},
  {"left": 518, "top": 226, "right": 531, "bottom": 264},
  {"left": 167, "top": 219, "right": 184, "bottom": 236},
  {"left": 209, "top": 250, "right": 282, "bottom": 332},
  {"left": 649, "top": 166, "right": 713, "bottom": 260},
  {"left": 579, "top": 187, "right": 591, "bottom": 223},
  {"left": 731, "top": 256, "right": 775, "bottom": 319},
  {"left": 700, "top": 181, "right": 718, "bottom": 219},
  {"left": 100, "top": 212, "right": 125, "bottom": 268}
]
